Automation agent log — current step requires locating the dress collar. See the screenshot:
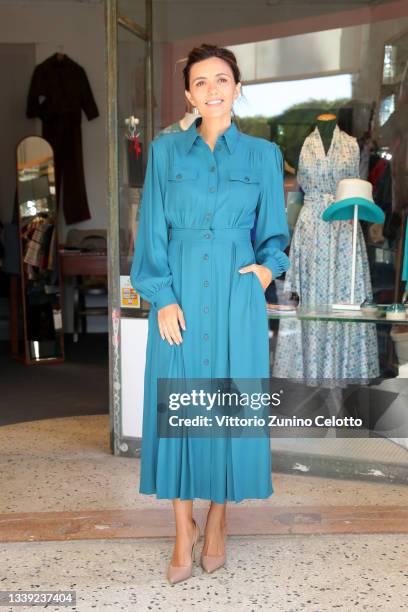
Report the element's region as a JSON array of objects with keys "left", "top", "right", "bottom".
[
  {"left": 183, "top": 117, "right": 240, "bottom": 154},
  {"left": 313, "top": 123, "right": 340, "bottom": 158}
]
